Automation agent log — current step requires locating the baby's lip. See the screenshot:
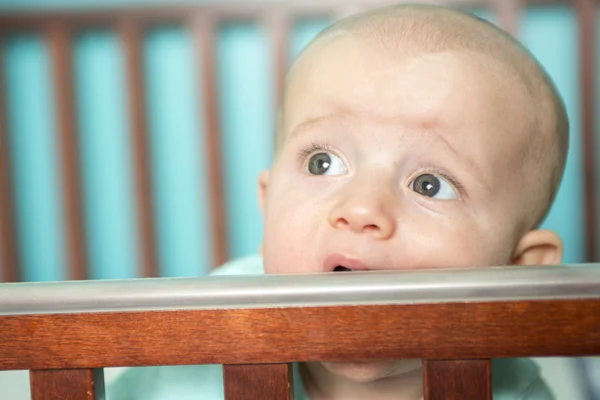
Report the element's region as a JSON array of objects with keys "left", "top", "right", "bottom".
[{"left": 323, "top": 253, "right": 371, "bottom": 272}]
